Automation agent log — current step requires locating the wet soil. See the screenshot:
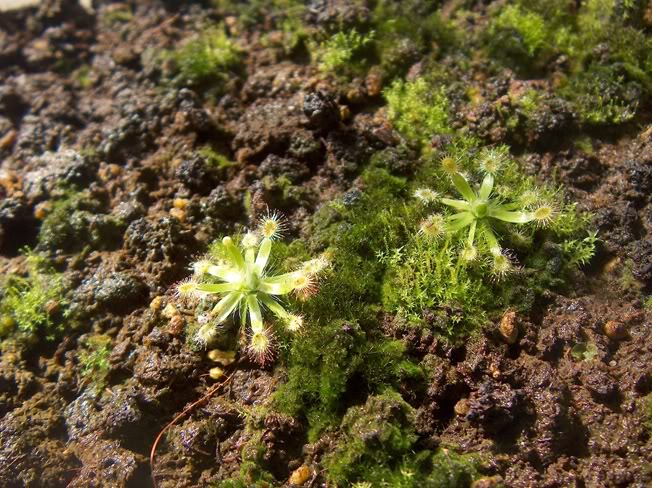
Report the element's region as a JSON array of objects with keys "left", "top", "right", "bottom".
[{"left": 0, "top": 1, "right": 651, "bottom": 487}]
